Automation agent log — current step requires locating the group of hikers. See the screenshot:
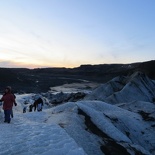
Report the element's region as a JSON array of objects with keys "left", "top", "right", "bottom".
[
  {"left": 23, "top": 97, "right": 44, "bottom": 113},
  {"left": 0, "top": 86, "right": 43, "bottom": 124}
]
